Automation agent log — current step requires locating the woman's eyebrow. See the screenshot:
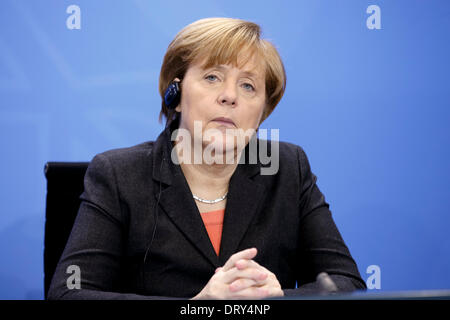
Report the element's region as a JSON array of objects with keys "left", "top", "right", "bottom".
[{"left": 211, "top": 65, "right": 259, "bottom": 80}]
